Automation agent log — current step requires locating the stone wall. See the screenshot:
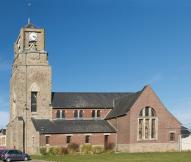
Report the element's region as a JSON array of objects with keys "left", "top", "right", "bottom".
[
  {"left": 118, "top": 142, "right": 180, "bottom": 152},
  {"left": 6, "top": 118, "right": 24, "bottom": 151},
  {"left": 7, "top": 26, "right": 52, "bottom": 154}
]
